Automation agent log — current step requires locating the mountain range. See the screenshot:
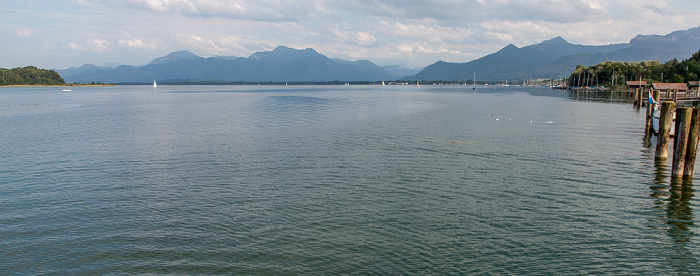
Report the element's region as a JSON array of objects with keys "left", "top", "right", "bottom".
[
  {"left": 406, "top": 26, "right": 700, "bottom": 81},
  {"left": 57, "top": 26, "right": 700, "bottom": 83},
  {"left": 58, "top": 46, "right": 413, "bottom": 83}
]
